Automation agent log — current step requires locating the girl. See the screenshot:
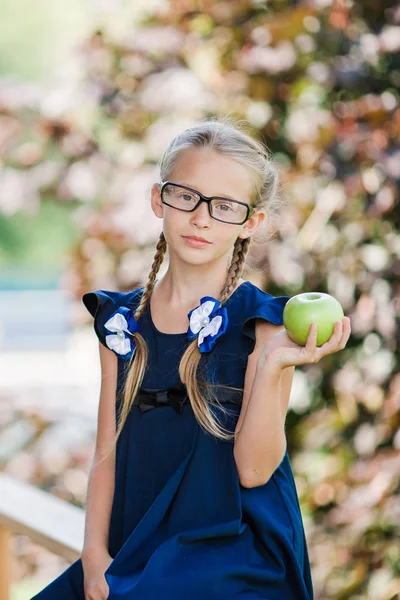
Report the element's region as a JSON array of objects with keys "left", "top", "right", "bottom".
[{"left": 32, "top": 116, "right": 350, "bottom": 600}]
